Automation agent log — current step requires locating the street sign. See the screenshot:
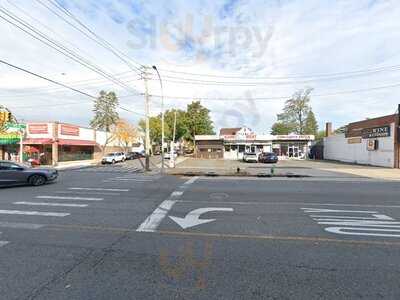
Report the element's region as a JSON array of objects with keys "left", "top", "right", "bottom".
[
  {"left": 169, "top": 207, "right": 234, "bottom": 229},
  {"left": 5, "top": 123, "right": 26, "bottom": 130}
]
